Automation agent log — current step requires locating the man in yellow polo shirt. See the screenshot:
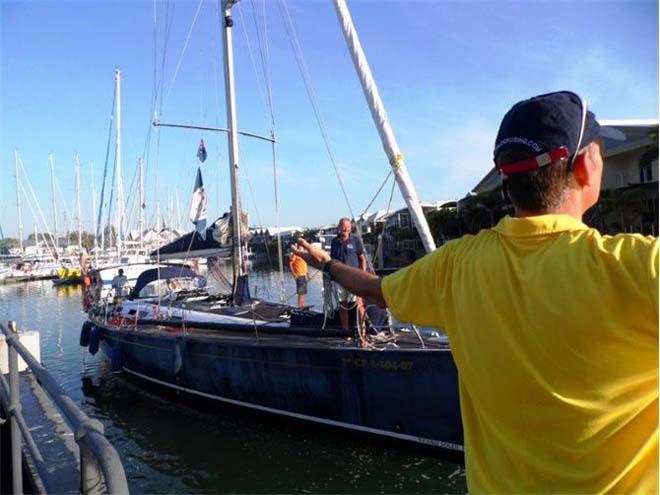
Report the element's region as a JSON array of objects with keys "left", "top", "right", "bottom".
[{"left": 293, "top": 91, "right": 658, "bottom": 493}]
